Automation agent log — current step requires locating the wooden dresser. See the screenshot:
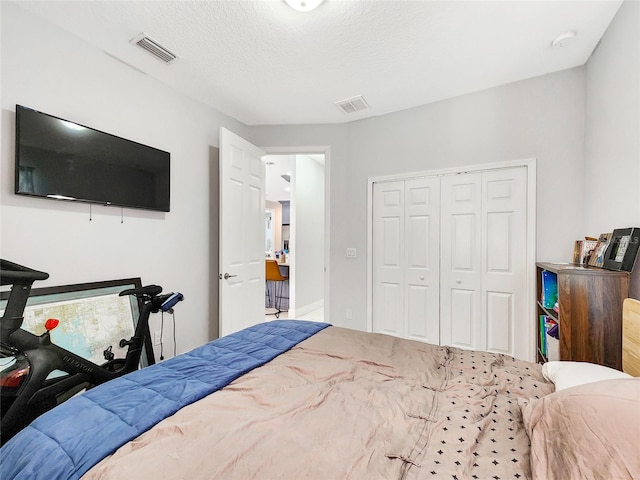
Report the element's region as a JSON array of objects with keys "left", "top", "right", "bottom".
[{"left": 536, "top": 262, "right": 629, "bottom": 370}]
